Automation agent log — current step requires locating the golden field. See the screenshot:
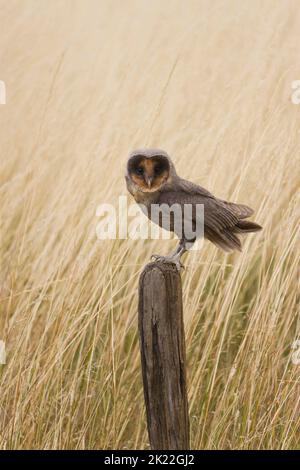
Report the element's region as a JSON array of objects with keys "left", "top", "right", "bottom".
[{"left": 0, "top": 0, "right": 299, "bottom": 449}]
